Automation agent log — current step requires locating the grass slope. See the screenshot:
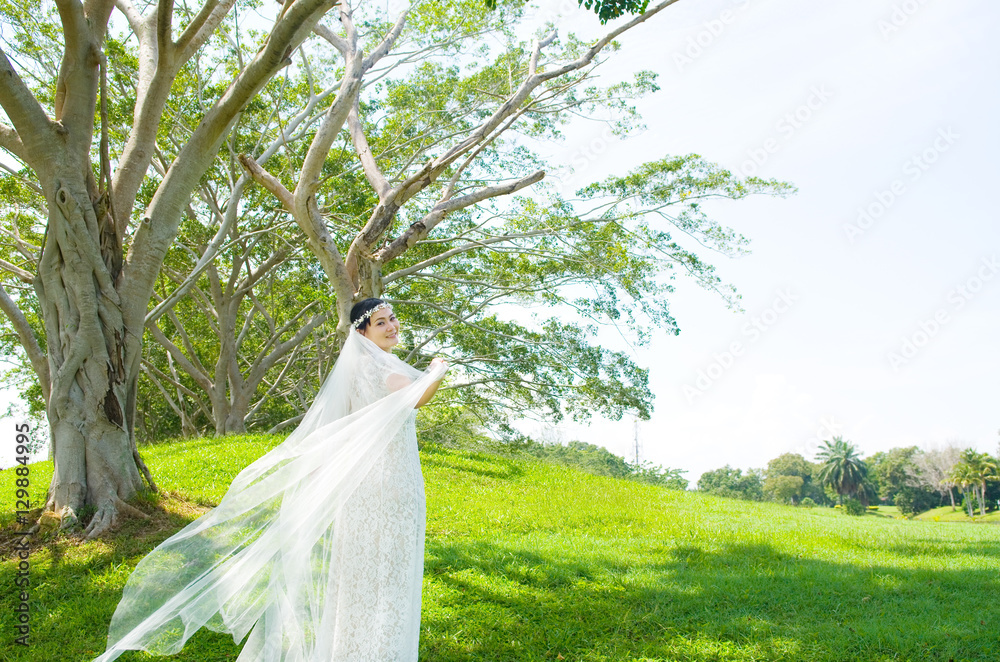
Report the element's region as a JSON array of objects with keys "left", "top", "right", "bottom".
[
  {"left": 1, "top": 436, "right": 999, "bottom": 661},
  {"left": 914, "top": 506, "right": 1000, "bottom": 524}
]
